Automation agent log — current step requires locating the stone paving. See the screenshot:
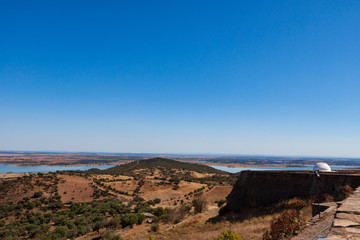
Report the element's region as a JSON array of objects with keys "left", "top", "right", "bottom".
[
  {"left": 293, "top": 206, "right": 336, "bottom": 240},
  {"left": 326, "top": 187, "right": 360, "bottom": 240}
]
